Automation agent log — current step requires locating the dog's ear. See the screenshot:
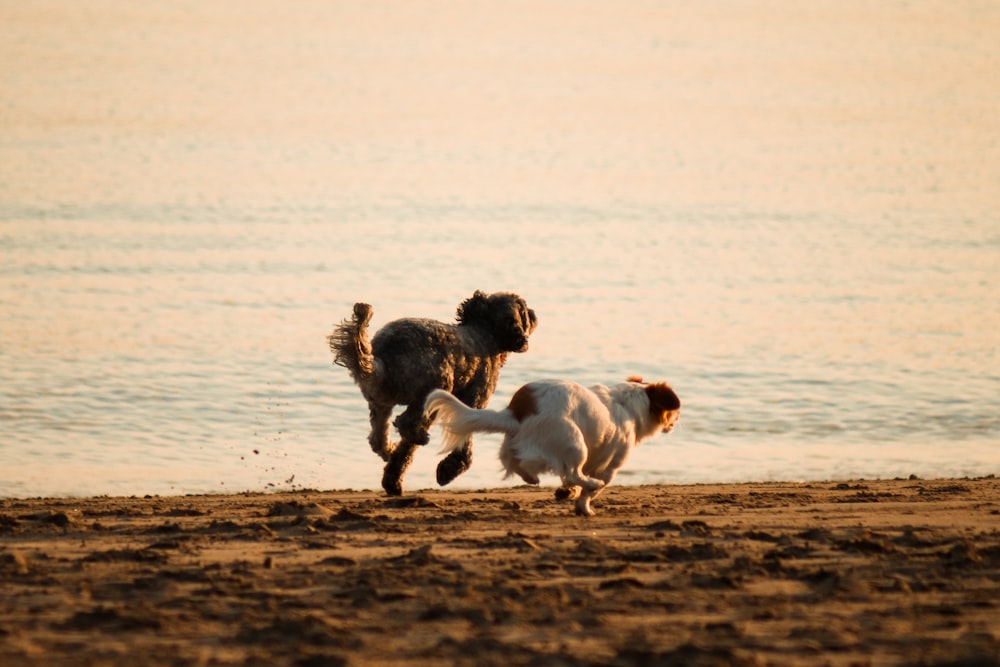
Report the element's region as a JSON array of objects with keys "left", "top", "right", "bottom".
[
  {"left": 645, "top": 383, "right": 681, "bottom": 413},
  {"left": 526, "top": 306, "right": 538, "bottom": 334},
  {"left": 456, "top": 290, "right": 491, "bottom": 324}
]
